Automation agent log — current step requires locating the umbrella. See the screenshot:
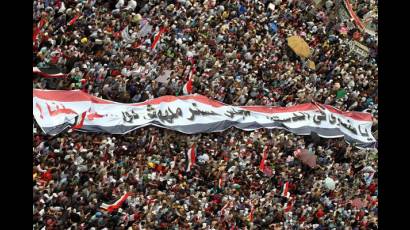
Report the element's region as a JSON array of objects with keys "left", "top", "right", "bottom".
[
  {"left": 324, "top": 177, "right": 336, "bottom": 190},
  {"left": 269, "top": 22, "right": 278, "bottom": 33},
  {"left": 287, "top": 36, "right": 311, "bottom": 58},
  {"left": 294, "top": 149, "right": 317, "bottom": 168}
]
